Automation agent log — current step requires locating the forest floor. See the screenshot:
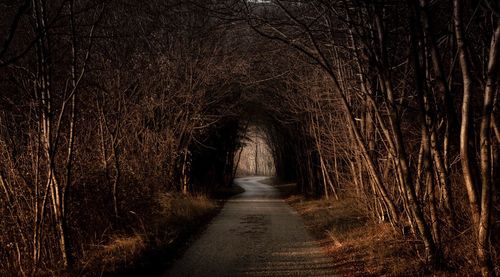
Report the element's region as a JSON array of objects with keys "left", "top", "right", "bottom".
[{"left": 263, "top": 177, "right": 429, "bottom": 276}]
